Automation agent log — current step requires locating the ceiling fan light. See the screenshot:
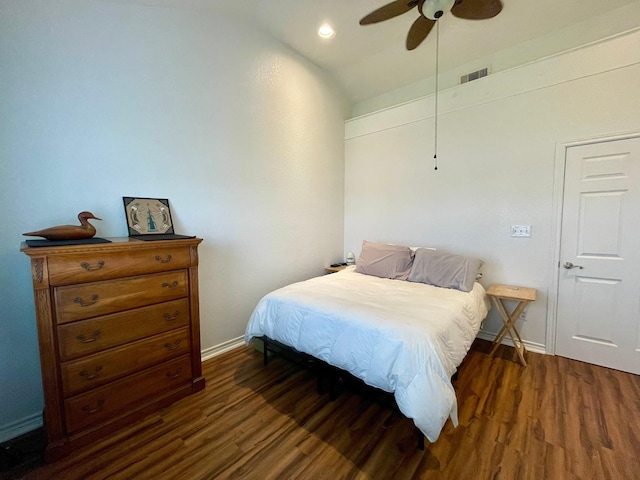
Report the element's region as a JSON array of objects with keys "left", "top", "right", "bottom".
[{"left": 421, "top": 0, "right": 456, "bottom": 20}]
